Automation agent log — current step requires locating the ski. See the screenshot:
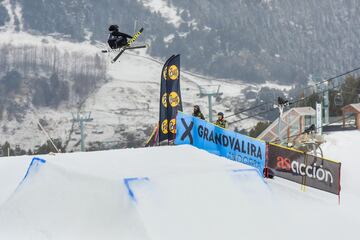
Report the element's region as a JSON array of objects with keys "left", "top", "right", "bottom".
[
  {"left": 102, "top": 45, "right": 147, "bottom": 53},
  {"left": 111, "top": 47, "right": 126, "bottom": 63},
  {"left": 111, "top": 27, "right": 144, "bottom": 63},
  {"left": 125, "top": 45, "right": 147, "bottom": 50}
]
